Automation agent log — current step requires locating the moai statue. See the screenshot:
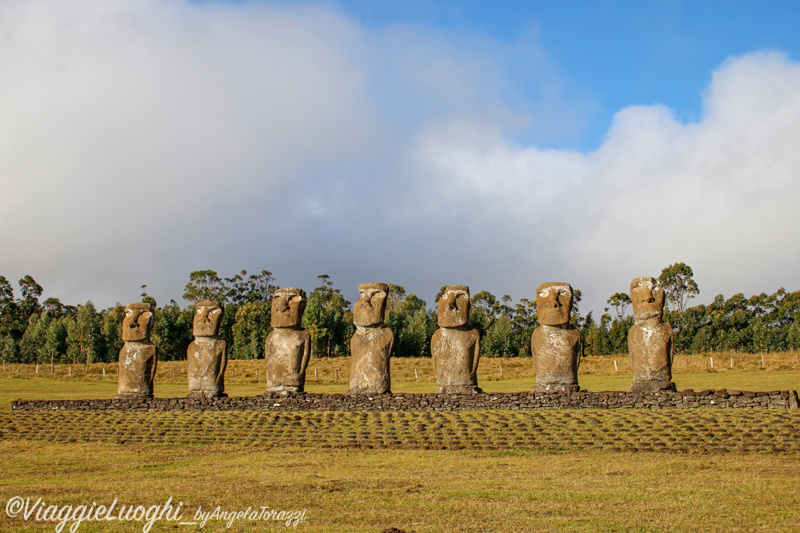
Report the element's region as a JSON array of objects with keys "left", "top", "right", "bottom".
[
  {"left": 346, "top": 283, "right": 394, "bottom": 395},
  {"left": 431, "top": 285, "right": 481, "bottom": 393},
  {"left": 628, "top": 277, "right": 676, "bottom": 392},
  {"left": 116, "top": 302, "right": 156, "bottom": 399},
  {"left": 187, "top": 301, "right": 227, "bottom": 398},
  {"left": 531, "top": 282, "right": 581, "bottom": 393},
  {"left": 265, "top": 288, "right": 311, "bottom": 393}
]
